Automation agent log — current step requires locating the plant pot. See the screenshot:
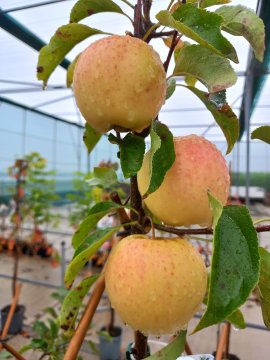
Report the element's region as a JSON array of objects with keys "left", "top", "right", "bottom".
[
  {"left": 98, "top": 326, "right": 122, "bottom": 360},
  {"left": 0, "top": 304, "right": 25, "bottom": 335}
]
